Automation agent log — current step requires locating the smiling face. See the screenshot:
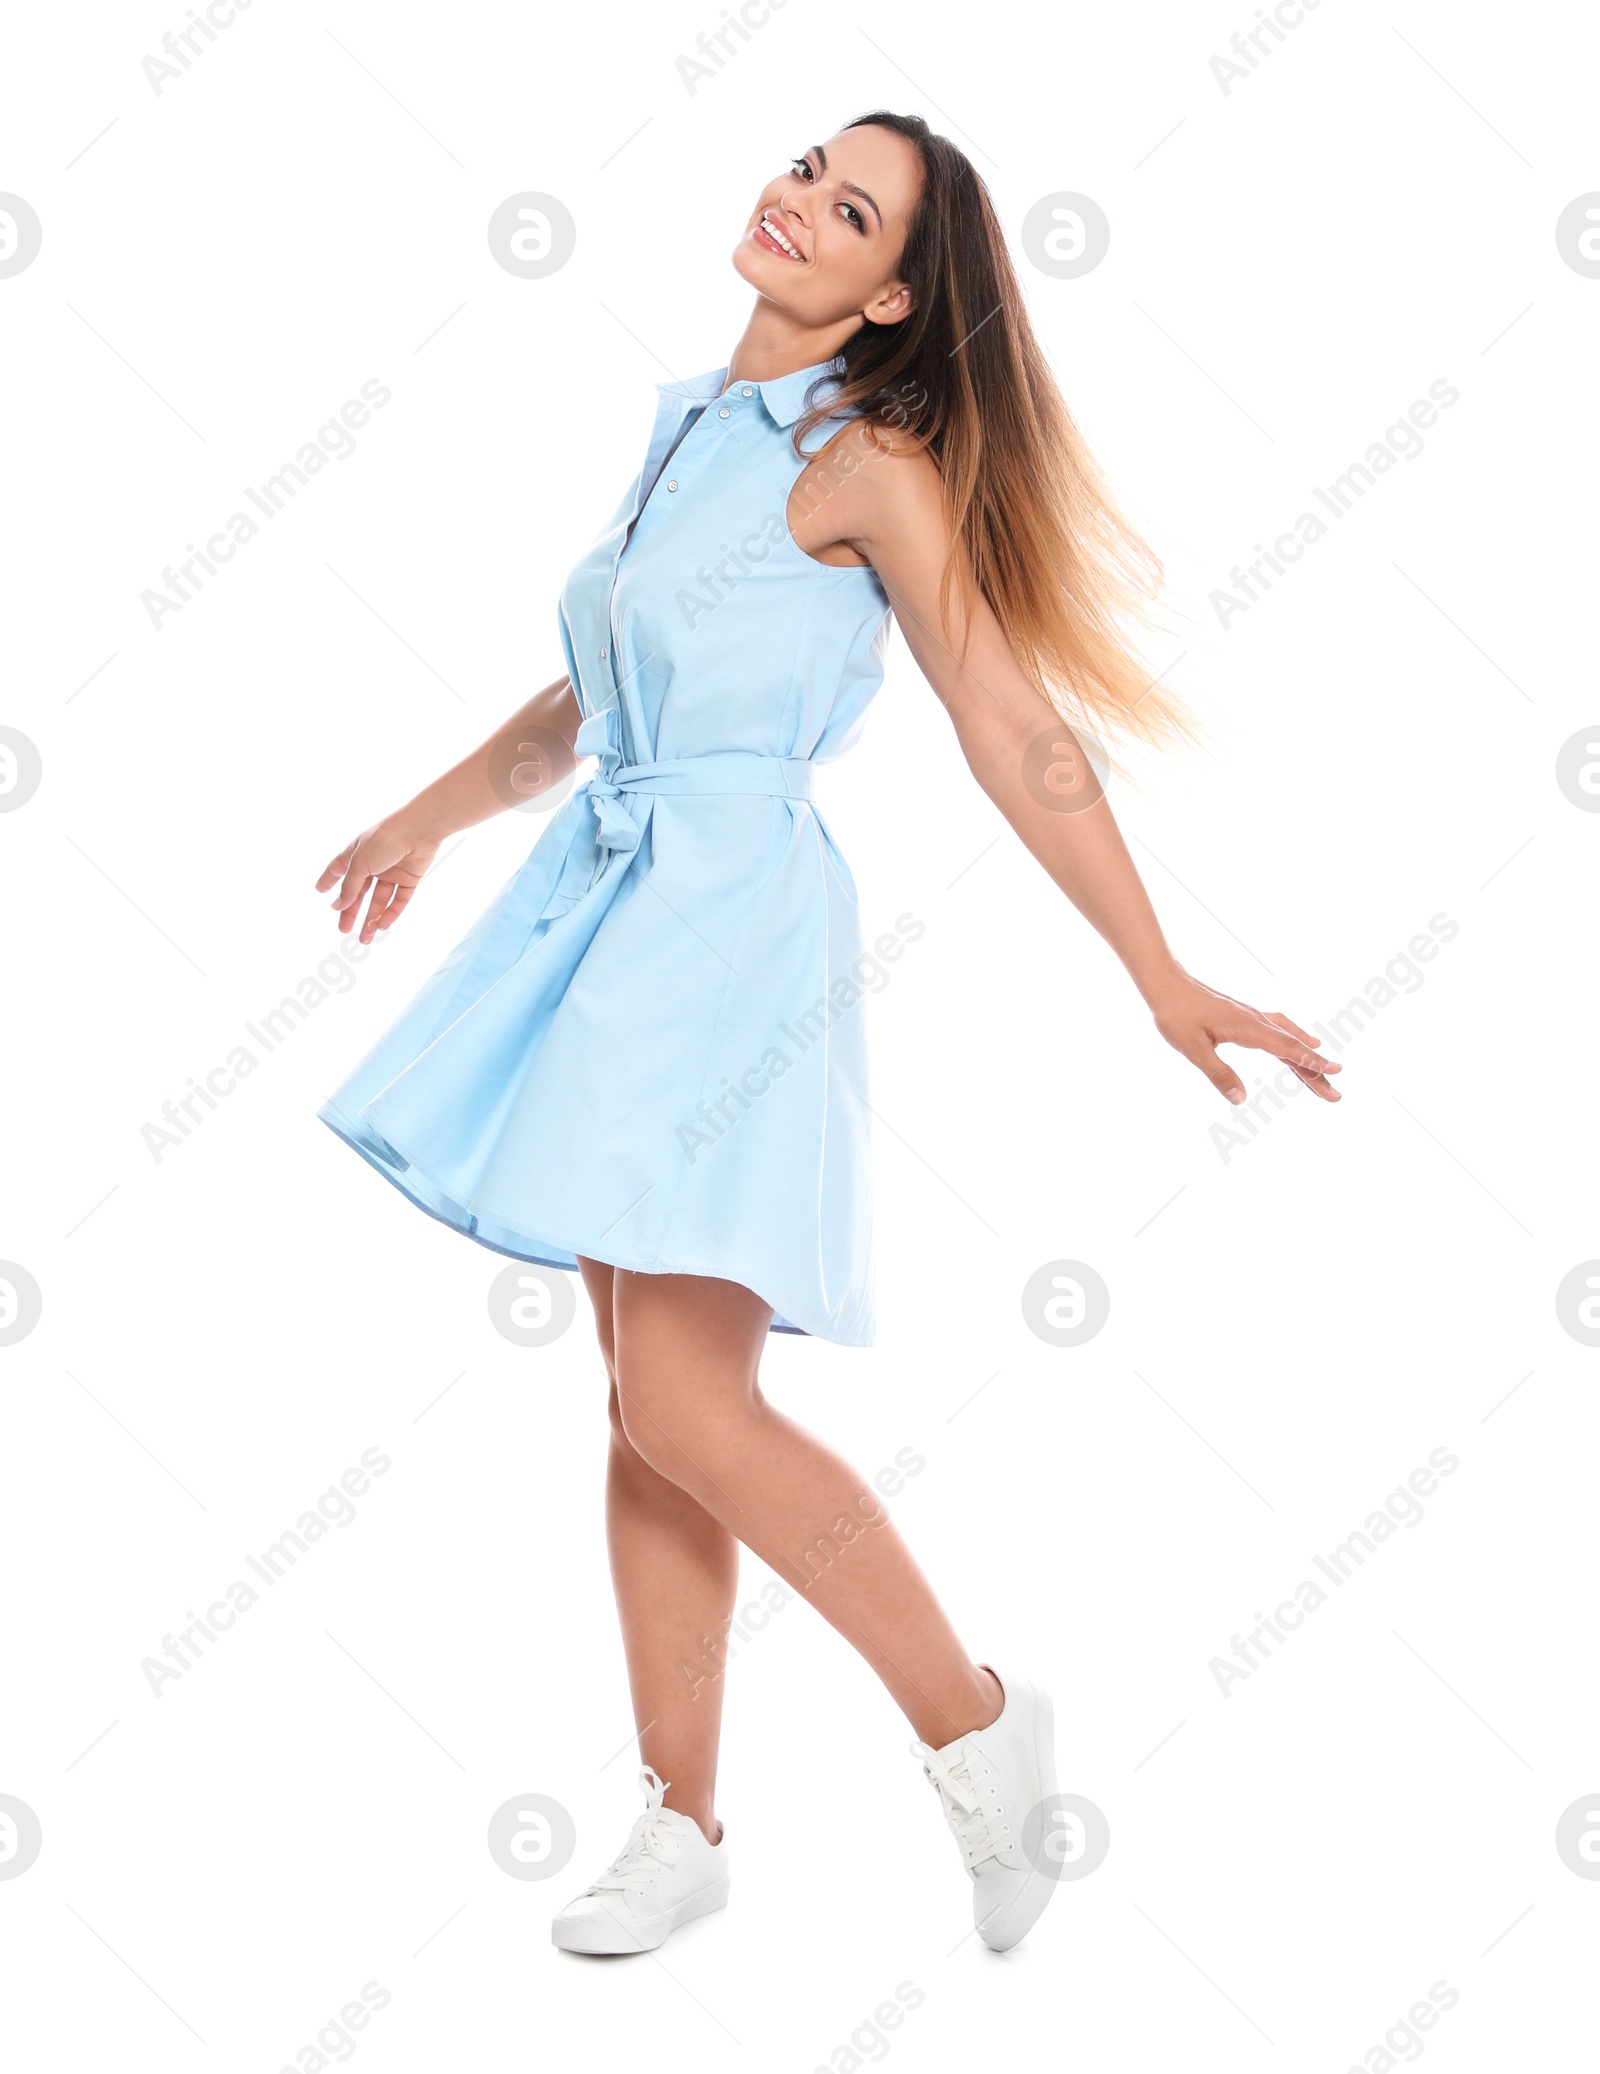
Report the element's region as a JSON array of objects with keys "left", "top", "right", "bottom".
[{"left": 732, "top": 124, "right": 923, "bottom": 332}]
